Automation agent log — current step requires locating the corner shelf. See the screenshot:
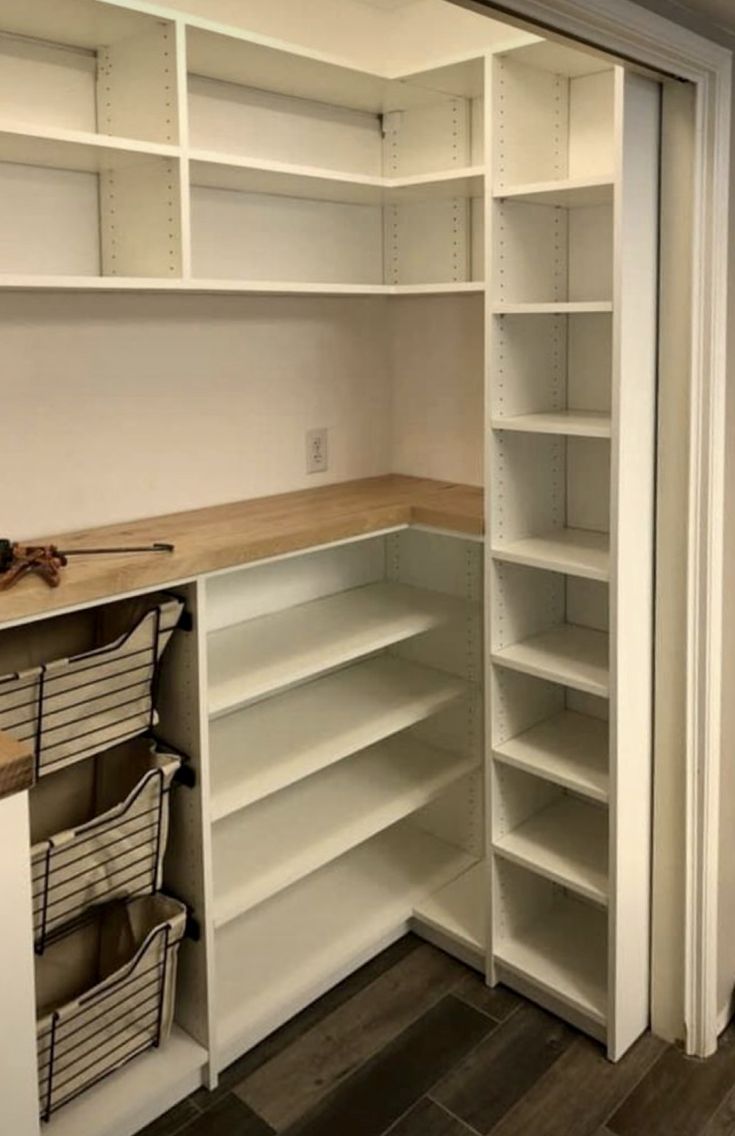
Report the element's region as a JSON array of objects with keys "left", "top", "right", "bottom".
[
  {"left": 212, "top": 736, "right": 478, "bottom": 926},
  {"left": 490, "top": 411, "right": 612, "bottom": 439},
  {"left": 209, "top": 655, "right": 466, "bottom": 819},
  {"left": 493, "top": 711, "right": 609, "bottom": 804},
  {"left": 493, "top": 796, "right": 608, "bottom": 906},
  {"left": 189, "top": 151, "right": 484, "bottom": 206},
  {"left": 412, "top": 861, "right": 485, "bottom": 971},
  {"left": 215, "top": 822, "right": 476, "bottom": 1066},
  {"left": 492, "top": 625, "right": 610, "bottom": 698},
  {"left": 491, "top": 529, "right": 610, "bottom": 581},
  {"left": 207, "top": 581, "right": 468, "bottom": 716}
]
